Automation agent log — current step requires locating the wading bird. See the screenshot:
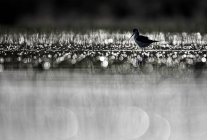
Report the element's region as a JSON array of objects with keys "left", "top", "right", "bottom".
[{"left": 130, "top": 28, "right": 158, "bottom": 51}]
